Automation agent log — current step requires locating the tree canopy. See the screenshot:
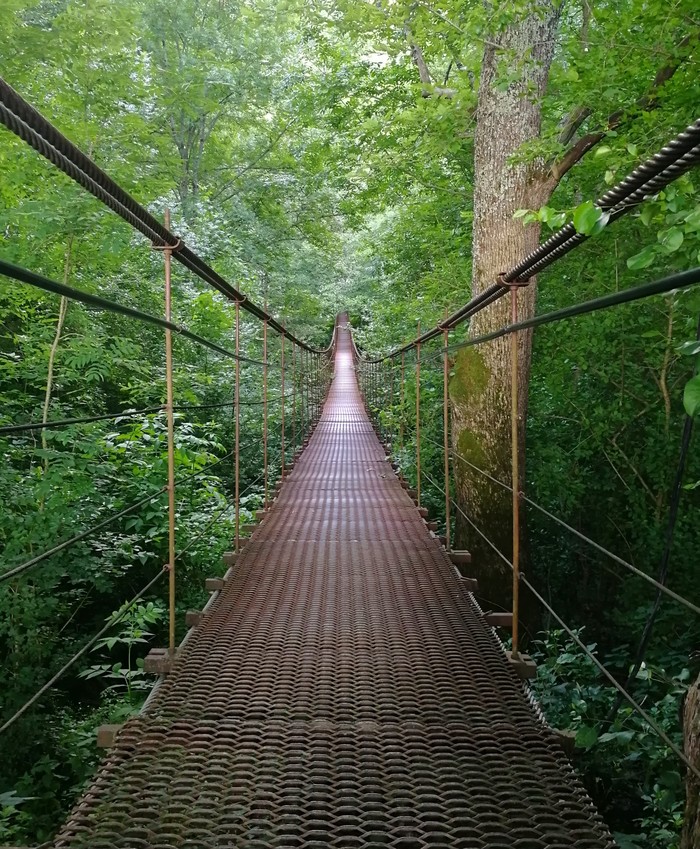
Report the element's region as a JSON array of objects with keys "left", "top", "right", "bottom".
[{"left": 0, "top": 1, "right": 699, "bottom": 846}]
